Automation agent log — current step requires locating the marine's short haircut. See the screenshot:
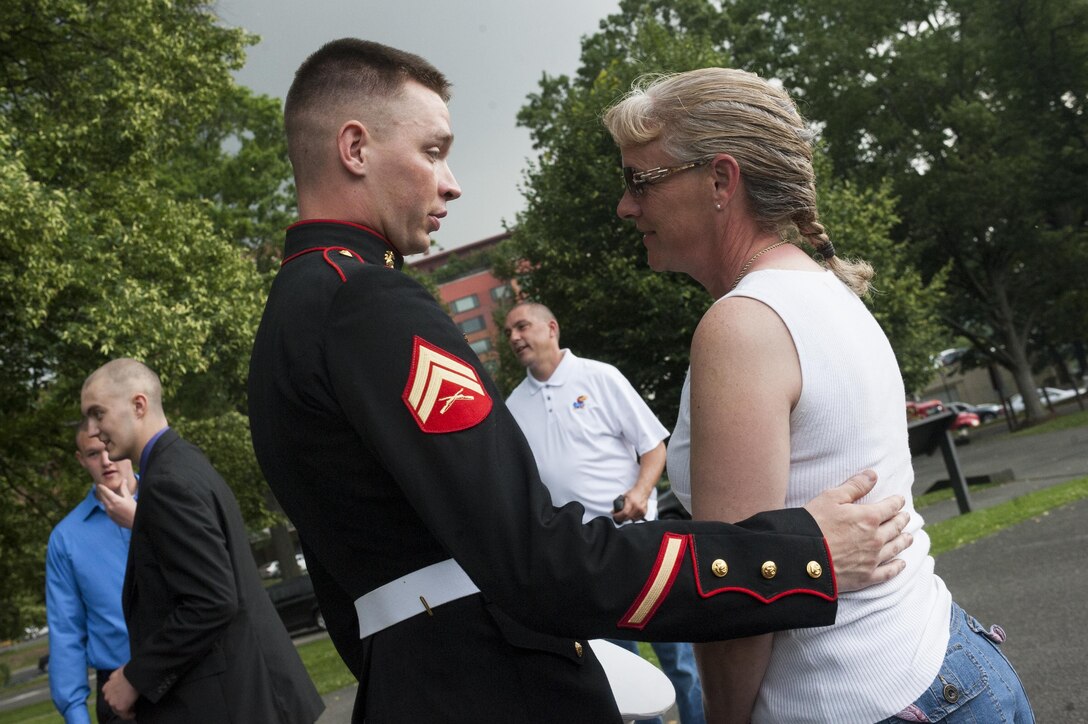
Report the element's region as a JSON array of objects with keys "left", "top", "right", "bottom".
[{"left": 285, "top": 38, "right": 451, "bottom": 181}]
